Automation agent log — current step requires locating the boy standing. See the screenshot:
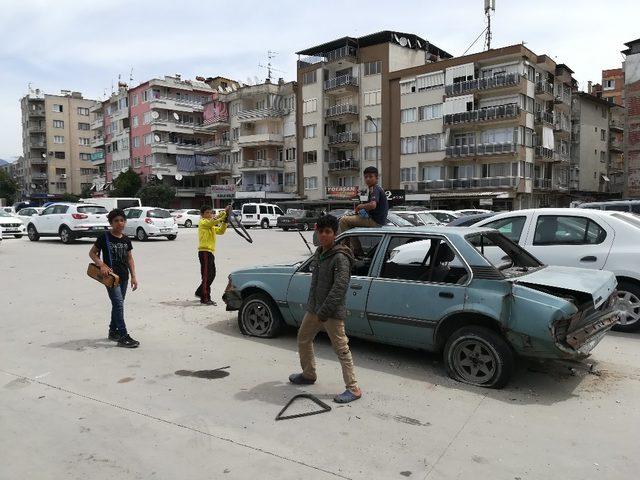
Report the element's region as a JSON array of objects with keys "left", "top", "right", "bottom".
[
  {"left": 339, "top": 166, "right": 388, "bottom": 233},
  {"left": 195, "top": 205, "right": 229, "bottom": 305},
  {"left": 289, "top": 215, "right": 362, "bottom": 403},
  {"left": 89, "top": 208, "right": 140, "bottom": 348}
]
